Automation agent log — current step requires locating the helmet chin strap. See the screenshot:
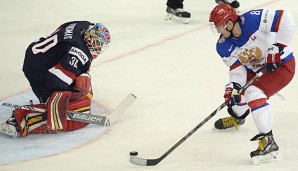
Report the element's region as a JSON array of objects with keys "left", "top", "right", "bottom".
[{"left": 225, "top": 20, "right": 238, "bottom": 39}]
